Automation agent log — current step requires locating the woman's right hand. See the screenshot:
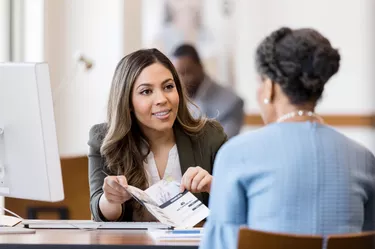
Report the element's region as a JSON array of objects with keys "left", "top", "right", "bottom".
[{"left": 102, "top": 175, "right": 132, "bottom": 204}]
